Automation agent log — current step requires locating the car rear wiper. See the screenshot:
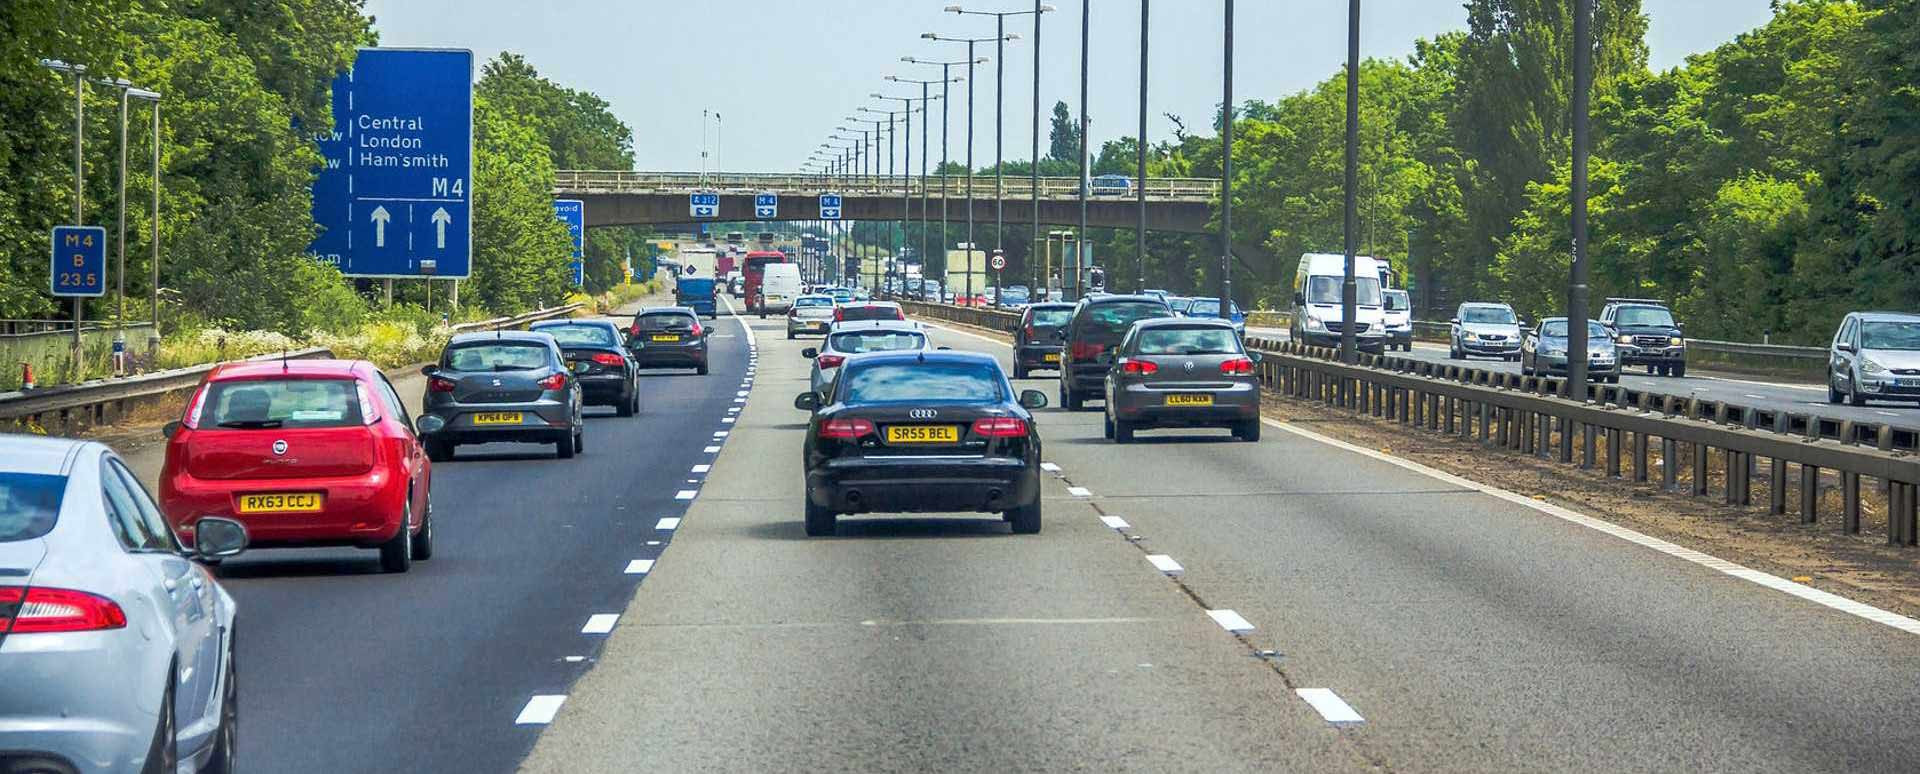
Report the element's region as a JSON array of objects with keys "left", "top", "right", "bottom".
[
  {"left": 217, "top": 419, "right": 283, "bottom": 429},
  {"left": 491, "top": 365, "right": 537, "bottom": 372}
]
